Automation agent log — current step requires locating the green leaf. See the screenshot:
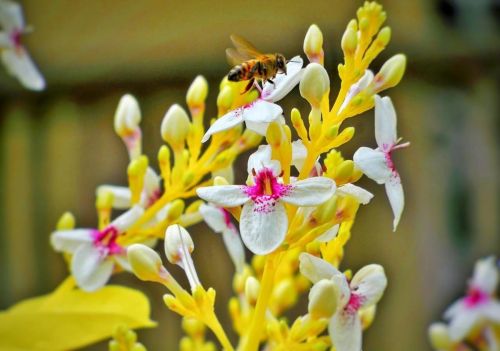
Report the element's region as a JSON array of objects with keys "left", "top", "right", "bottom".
[{"left": 0, "top": 278, "right": 156, "bottom": 351}]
